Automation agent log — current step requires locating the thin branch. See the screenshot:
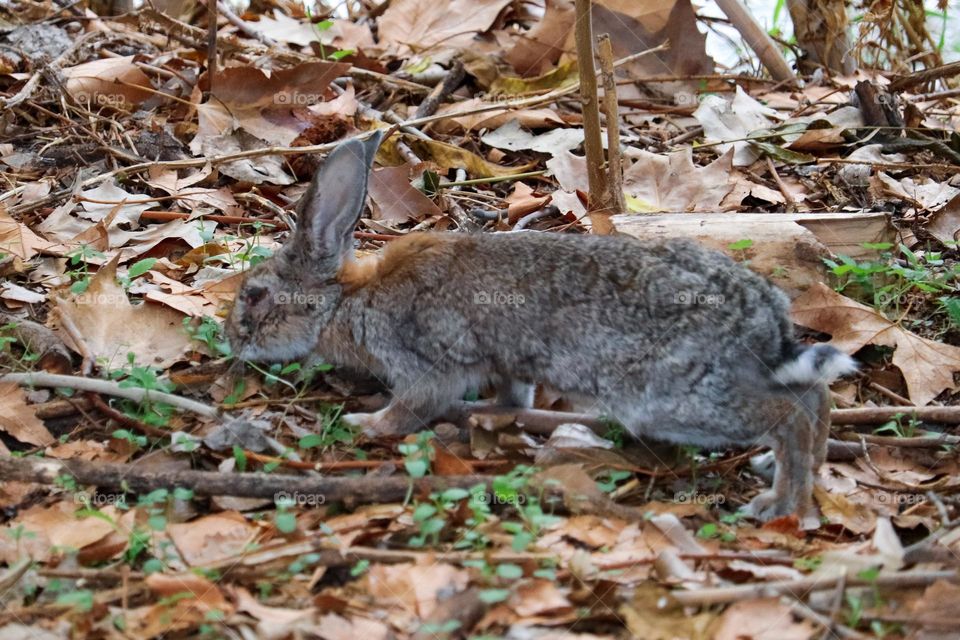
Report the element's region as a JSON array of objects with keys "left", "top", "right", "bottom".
[{"left": 0, "top": 372, "right": 219, "bottom": 418}]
